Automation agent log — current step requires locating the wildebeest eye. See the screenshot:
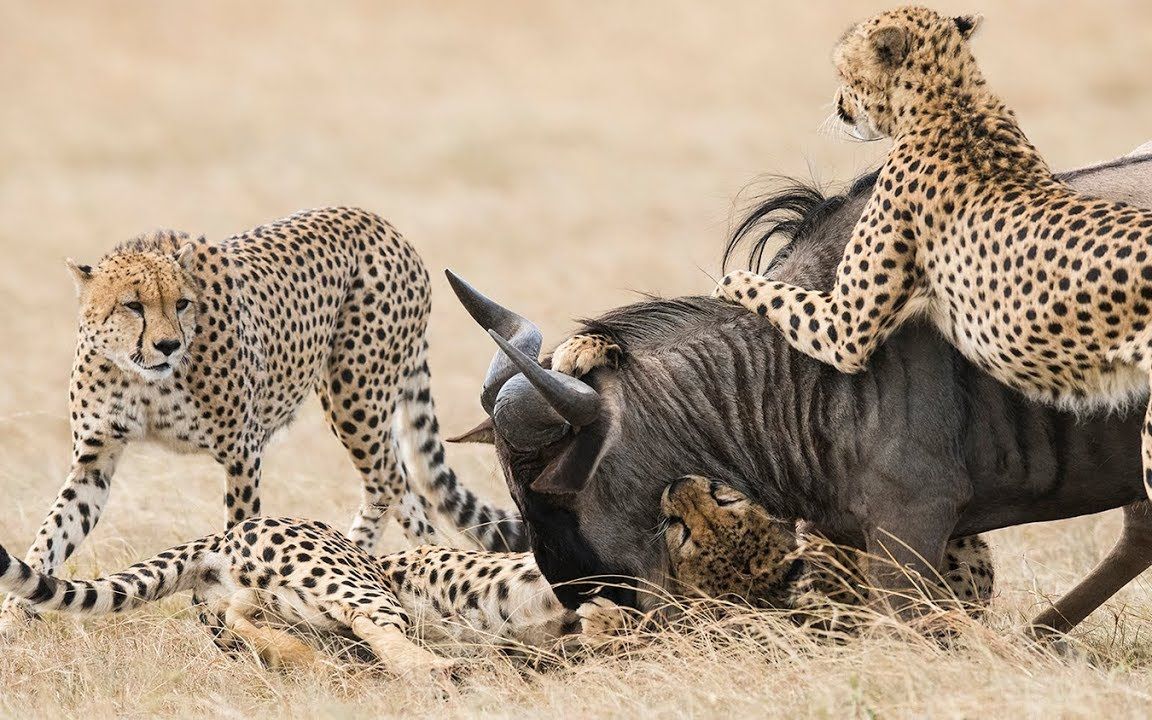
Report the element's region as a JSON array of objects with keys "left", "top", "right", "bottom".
[
  {"left": 175, "top": 298, "right": 191, "bottom": 312},
  {"left": 123, "top": 301, "right": 144, "bottom": 314}
]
